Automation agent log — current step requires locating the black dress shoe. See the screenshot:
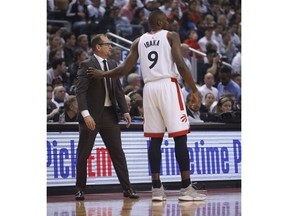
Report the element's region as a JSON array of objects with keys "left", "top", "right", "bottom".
[
  {"left": 75, "top": 190, "right": 85, "bottom": 200},
  {"left": 123, "top": 188, "right": 139, "bottom": 199}
]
